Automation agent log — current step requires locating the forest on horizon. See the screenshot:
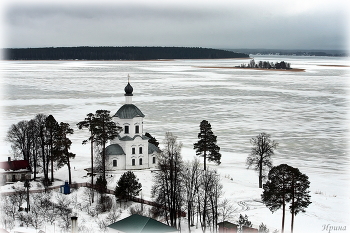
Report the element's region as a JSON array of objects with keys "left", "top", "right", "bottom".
[{"left": 3, "top": 46, "right": 249, "bottom": 60}]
